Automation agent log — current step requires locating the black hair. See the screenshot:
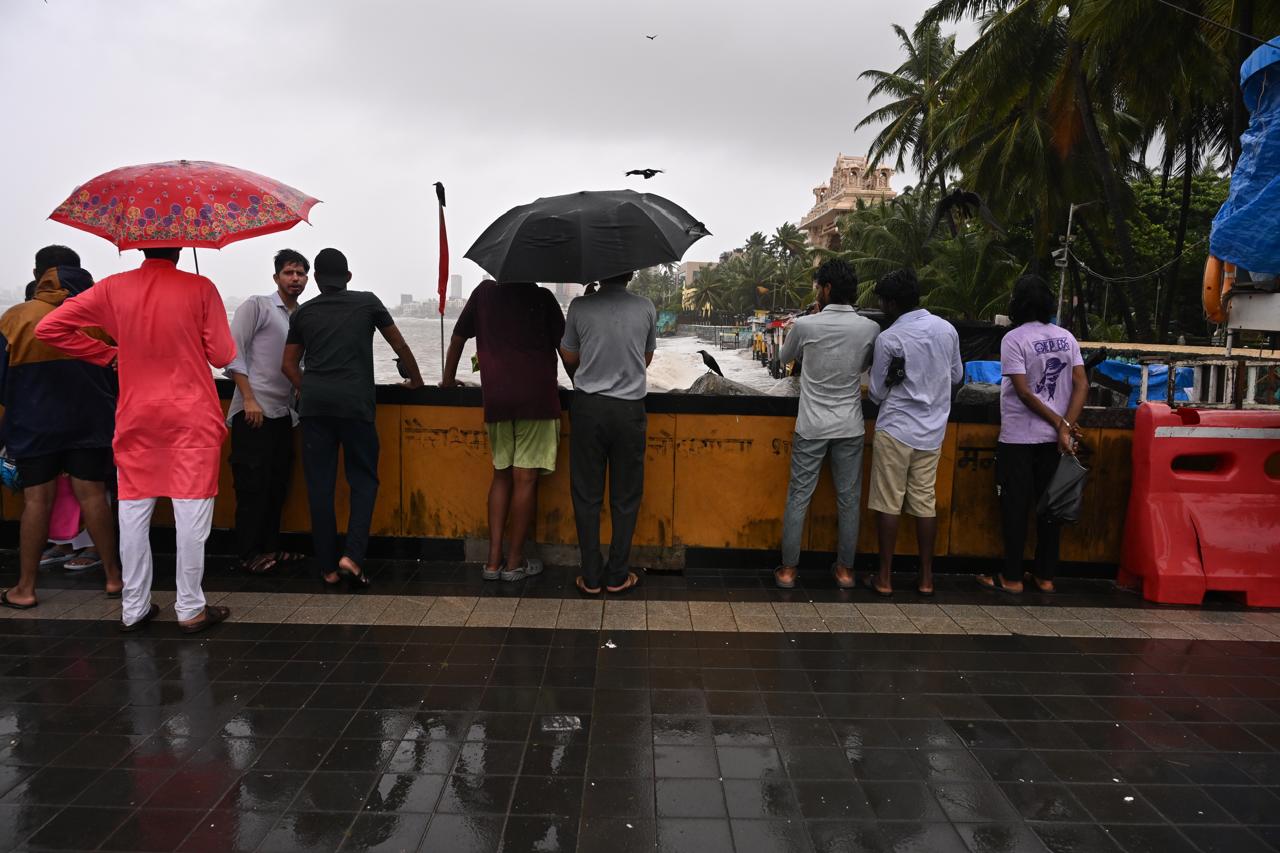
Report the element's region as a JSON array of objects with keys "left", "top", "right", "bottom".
[
  {"left": 274, "top": 248, "right": 310, "bottom": 275},
  {"left": 34, "top": 245, "right": 80, "bottom": 277},
  {"left": 815, "top": 258, "right": 858, "bottom": 305},
  {"left": 1008, "top": 274, "right": 1055, "bottom": 326},
  {"left": 601, "top": 271, "right": 634, "bottom": 286},
  {"left": 24, "top": 281, "right": 36, "bottom": 301},
  {"left": 142, "top": 247, "right": 182, "bottom": 262},
  {"left": 873, "top": 268, "right": 920, "bottom": 311}
]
